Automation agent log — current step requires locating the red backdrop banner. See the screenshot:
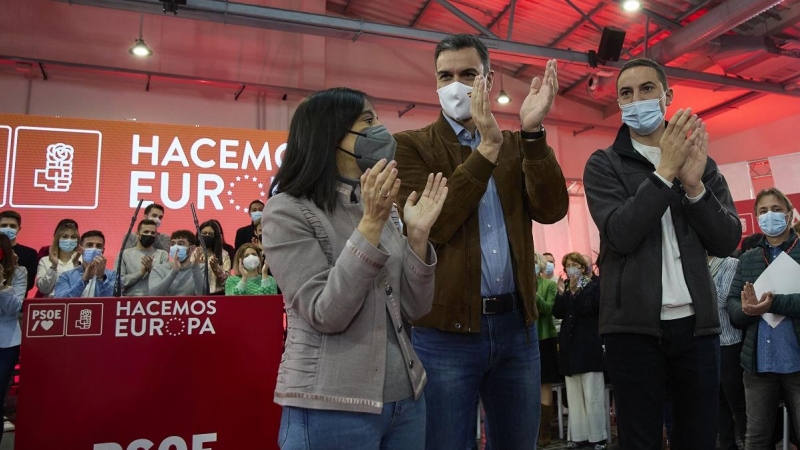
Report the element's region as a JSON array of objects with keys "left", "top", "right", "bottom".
[
  {"left": 0, "top": 113, "right": 287, "bottom": 263},
  {"left": 16, "top": 295, "right": 284, "bottom": 450}
]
